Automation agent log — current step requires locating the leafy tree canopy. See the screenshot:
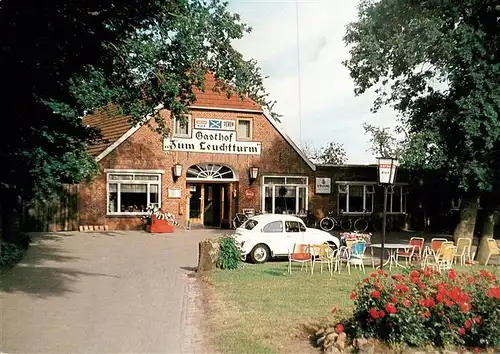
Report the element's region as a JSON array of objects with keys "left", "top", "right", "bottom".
[
  {"left": 344, "top": 0, "right": 500, "bottom": 194},
  {"left": 1, "top": 0, "right": 272, "bottom": 202},
  {"left": 301, "top": 141, "right": 347, "bottom": 165}
]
